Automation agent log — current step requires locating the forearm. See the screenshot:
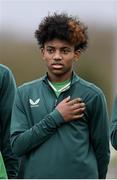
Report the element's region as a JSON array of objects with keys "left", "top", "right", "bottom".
[
  {"left": 11, "top": 109, "right": 64, "bottom": 157},
  {"left": 1, "top": 112, "right": 19, "bottom": 179},
  {"left": 2, "top": 148, "right": 19, "bottom": 179},
  {"left": 94, "top": 138, "right": 110, "bottom": 179},
  {"left": 89, "top": 92, "right": 110, "bottom": 178}
]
